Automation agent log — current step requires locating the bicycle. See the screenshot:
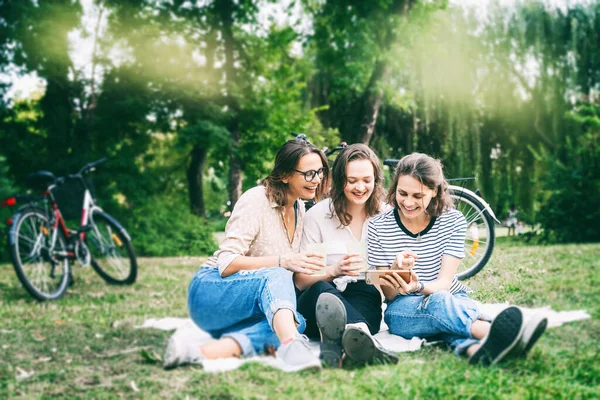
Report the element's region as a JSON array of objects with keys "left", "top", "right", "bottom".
[
  {"left": 1, "top": 158, "right": 137, "bottom": 301},
  {"left": 291, "top": 132, "right": 498, "bottom": 280}
]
